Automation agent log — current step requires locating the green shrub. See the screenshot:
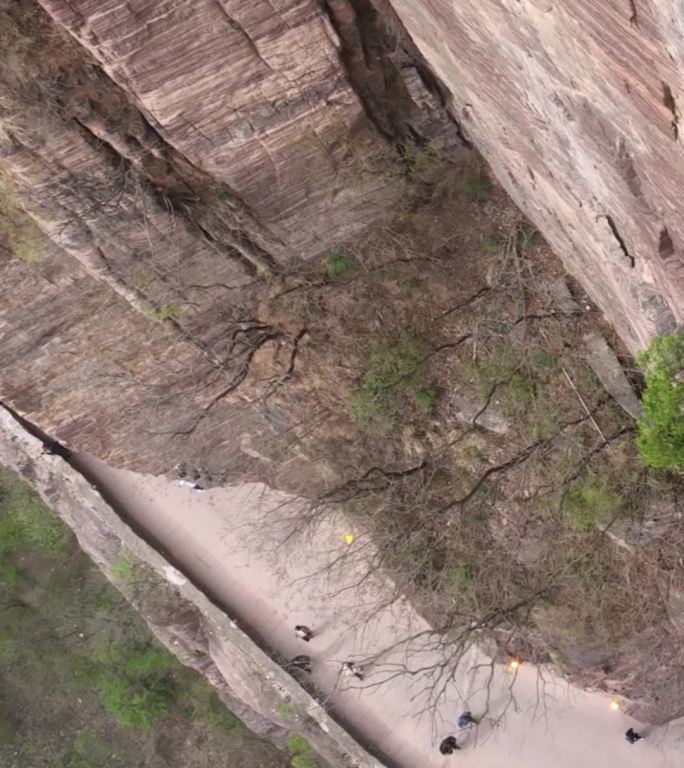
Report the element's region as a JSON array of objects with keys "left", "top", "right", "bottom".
[
  {"left": 214, "top": 184, "right": 236, "bottom": 202},
  {"left": 96, "top": 676, "right": 174, "bottom": 730},
  {"left": 0, "top": 467, "right": 67, "bottom": 555},
  {"left": 531, "top": 350, "right": 558, "bottom": 370},
  {"left": 499, "top": 372, "right": 534, "bottom": 418},
  {"left": 94, "top": 644, "right": 179, "bottom": 730},
  {"left": 123, "top": 648, "right": 177, "bottom": 677},
  {"left": 287, "top": 734, "right": 321, "bottom": 768},
  {"left": 0, "top": 561, "right": 18, "bottom": 587},
  {"left": 636, "top": 332, "right": 684, "bottom": 470},
  {"left": 403, "top": 138, "right": 444, "bottom": 180},
  {"left": 446, "top": 562, "right": 472, "bottom": 591},
  {"left": 56, "top": 732, "right": 111, "bottom": 768},
  {"left": 398, "top": 277, "right": 417, "bottom": 296},
  {"left": 351, "top": 388, "right": 393, "bottom": 435},
  {"left": 147, "top": 304, "right": 181, "bottom": 322},
  {"left": 325, "top": 251, "right": 358, "bottom": 278},
  {"left": 483, "top": 235, "right": 501, "bottom": 253},
  {"left": 548, "top": 649, "right": 568, "bottom": 671},
  {"left": 562, "top": 477, "right": 622, "bottom": 531},
  {"left": 365, "top": 335, "right": 423, "bottom": 391},
  {"left": 351, "top": 335, "right": 424, "bottom": 433},
  {"left": 464, "top": 174, "right": 491, "bottom": 202},
  {"left": 111, "top": 557, "right": 136, "bottom": 582},
  {"left": 0, "top": 189, "right": 45, "bottom": 262},
  {"left": 414, "top": 386, "right": 438, "bottom": 414},
  {"left": 185, "top": 678, "right": 240, "bottom": 731}
]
